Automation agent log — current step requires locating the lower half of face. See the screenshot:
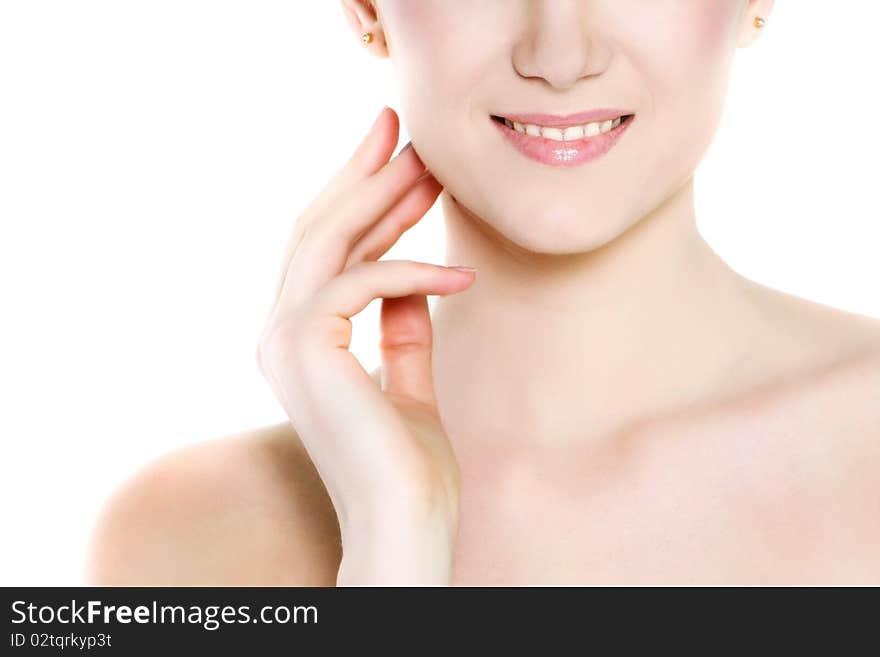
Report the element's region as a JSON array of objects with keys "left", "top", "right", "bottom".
[{"left": 381, "top": 0, "right": 747, "bottom": 255}]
